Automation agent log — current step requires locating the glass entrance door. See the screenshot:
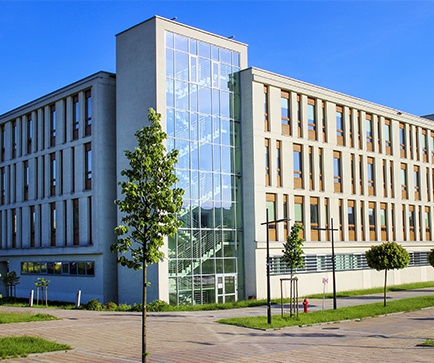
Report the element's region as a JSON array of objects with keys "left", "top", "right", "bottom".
[{"left": 216, "top": 274, "right": 237, "bottom": 303}]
